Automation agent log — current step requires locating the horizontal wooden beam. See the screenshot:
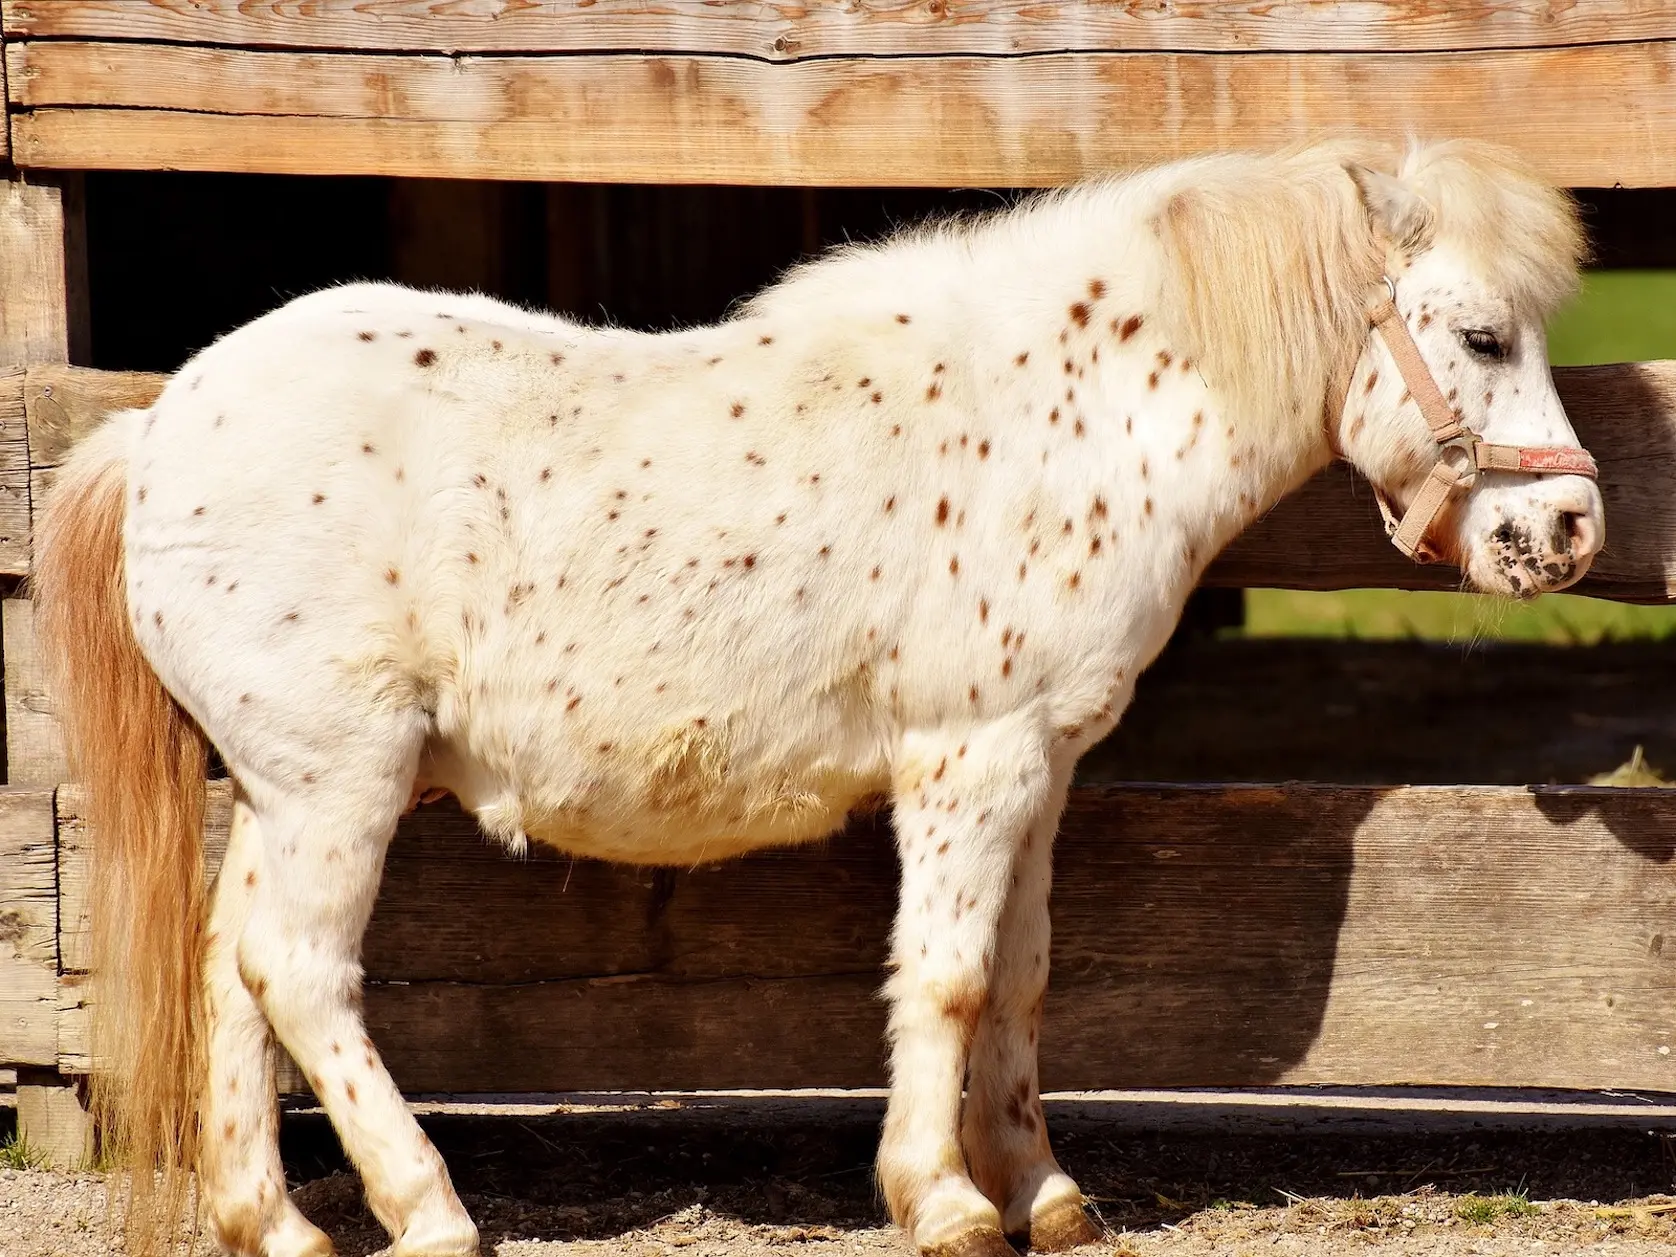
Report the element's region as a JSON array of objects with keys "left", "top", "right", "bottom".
[
  {"left": 15, "top": 361, "right": 1676, "bottom": 600},
  {"left": 5, "top": 0, "right": 1672, "bottom": 58},
  {"left": 1080, "top": 638, "right": 1676, "bottom": 788},
  {"left": 7, "top": 41, "right": 1676, "bottom": 186},
  {"left": 52, "top": 782, "right": 1676, "bottom": 1092}
]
